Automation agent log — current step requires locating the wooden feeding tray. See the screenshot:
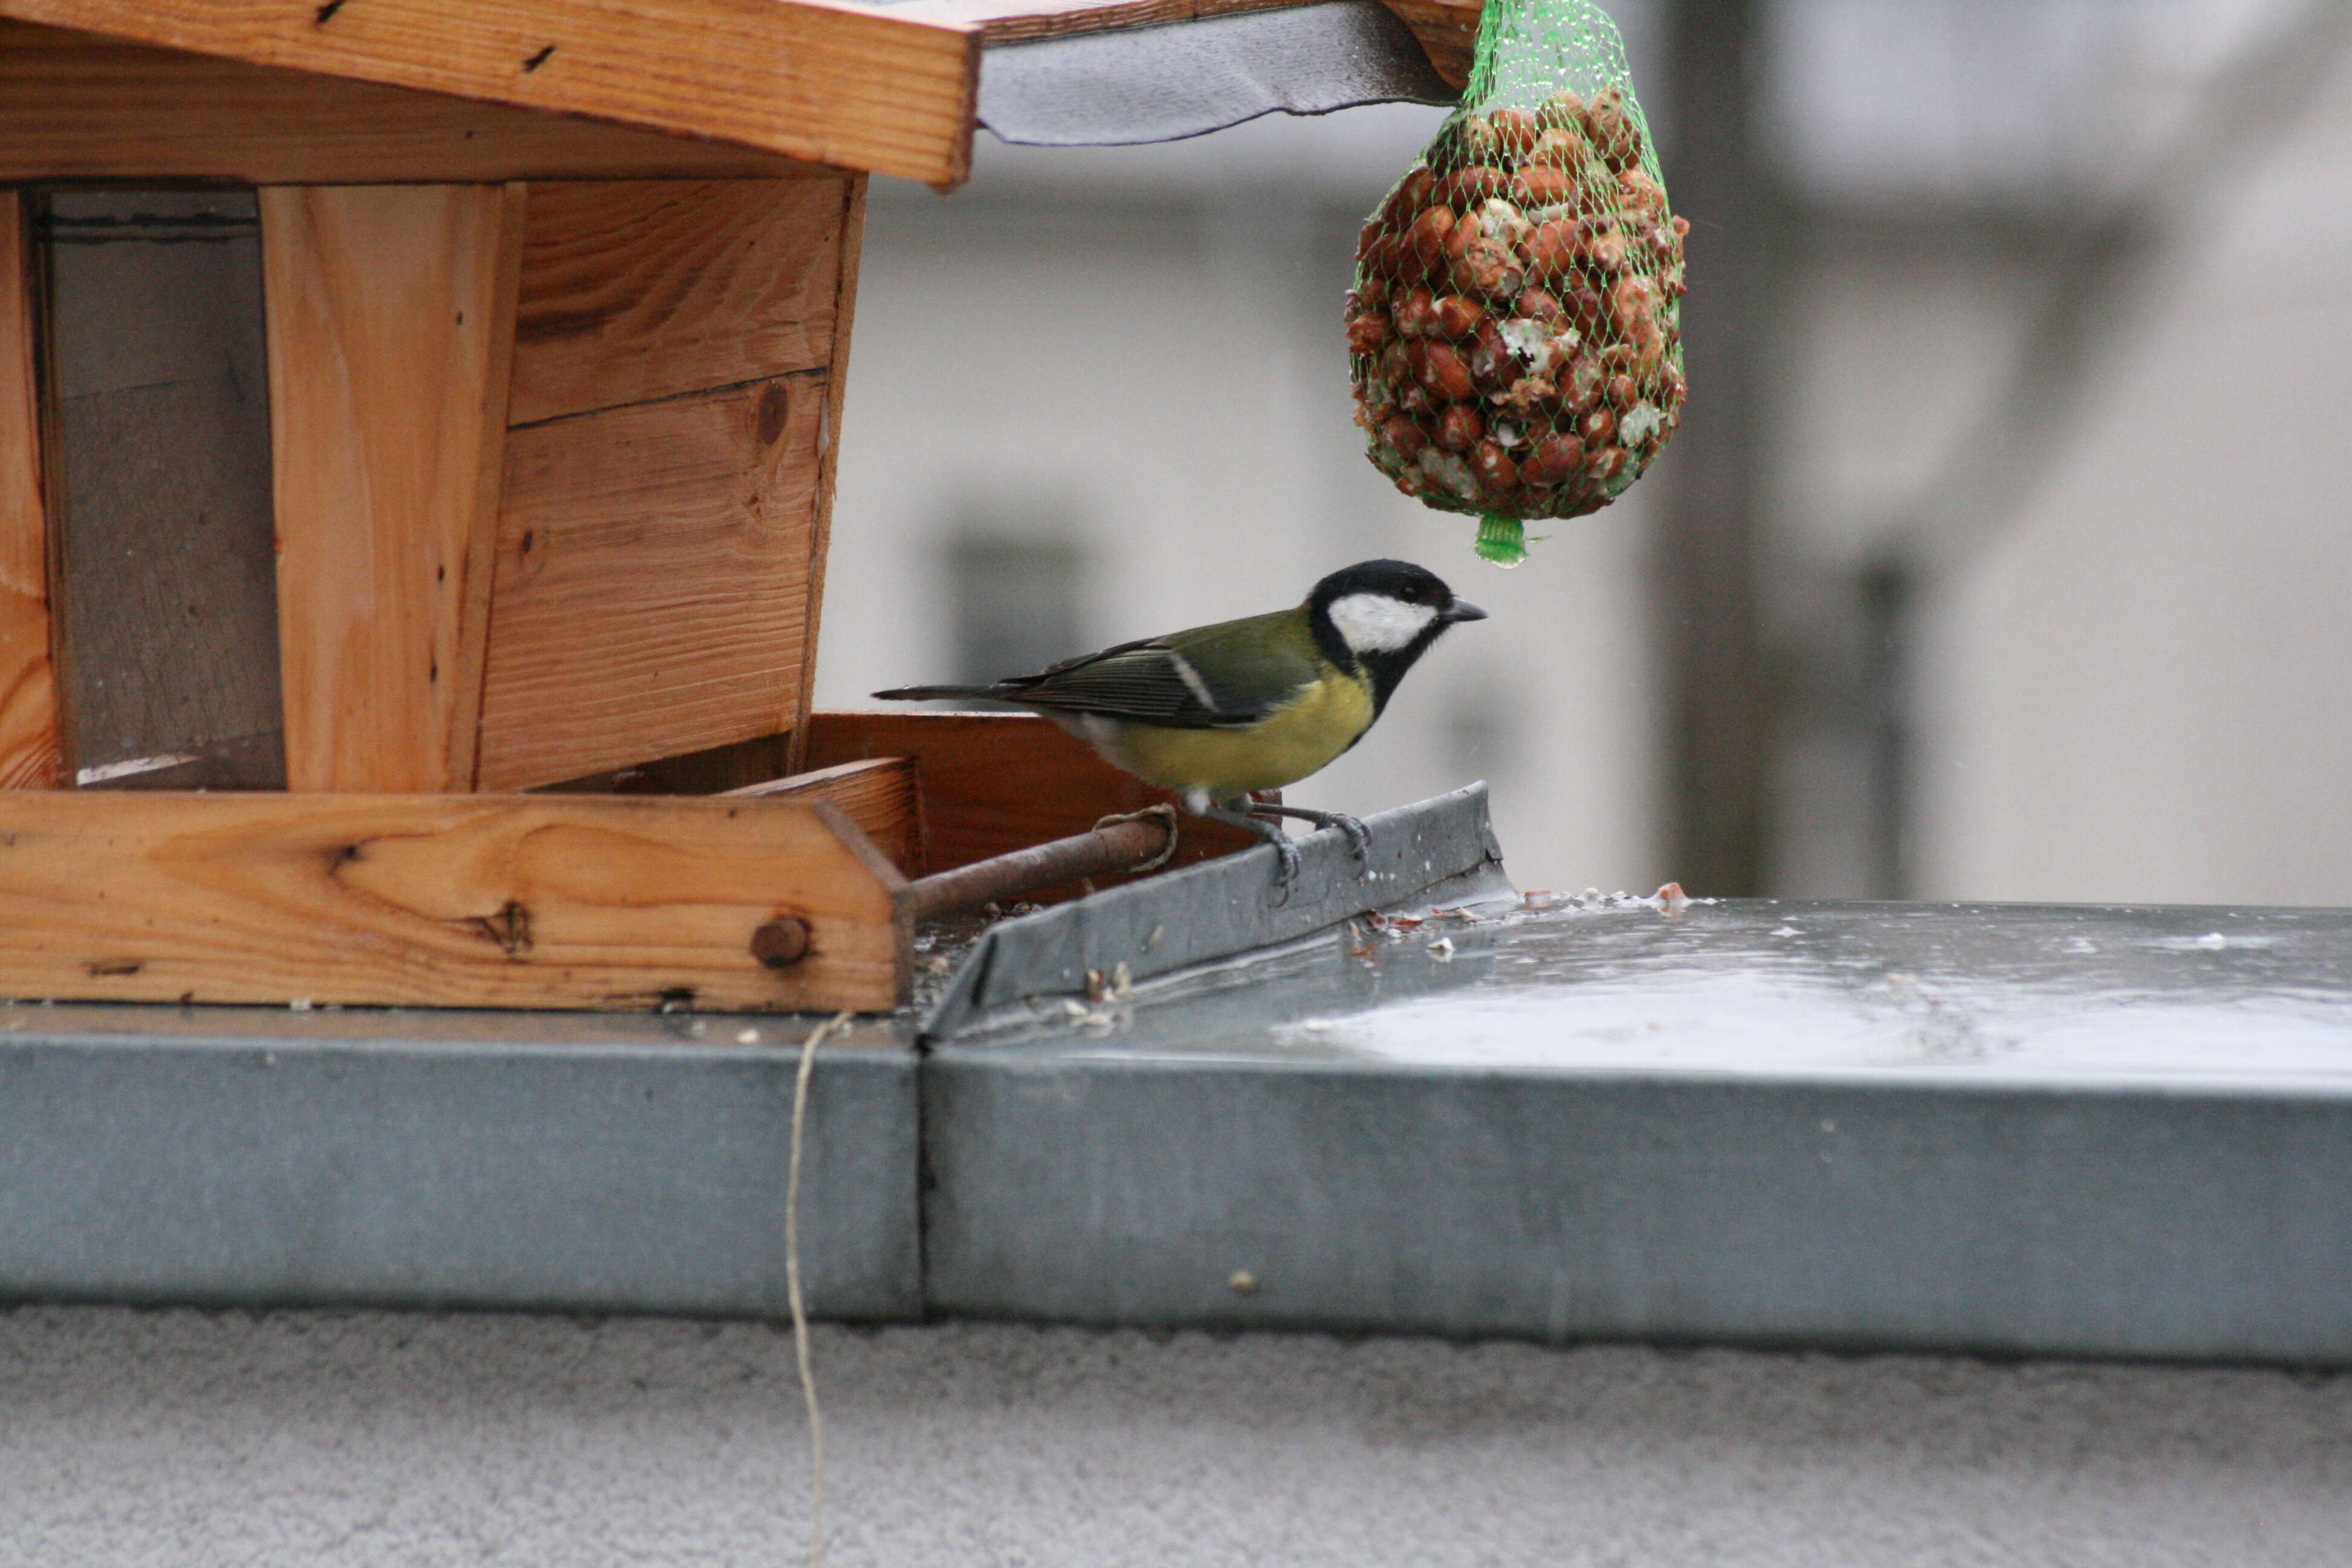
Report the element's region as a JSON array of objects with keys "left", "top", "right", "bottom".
[{"left": 0, "top": 0, "right": 1472, "bottom": 1012}]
